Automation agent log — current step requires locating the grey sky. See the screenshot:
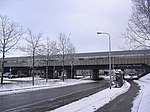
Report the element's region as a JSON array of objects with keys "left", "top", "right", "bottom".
[{"left": 0, "top": 0, "right": 132, "bottom": 57}]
